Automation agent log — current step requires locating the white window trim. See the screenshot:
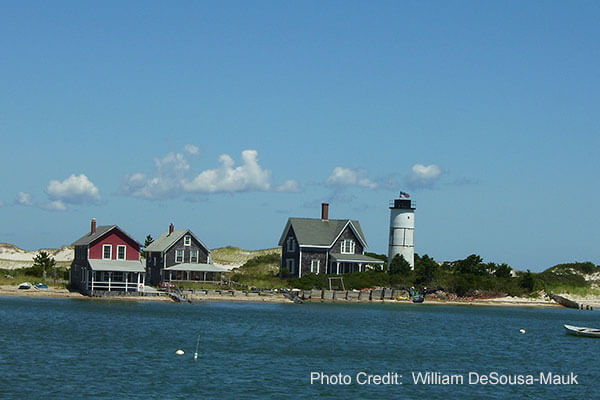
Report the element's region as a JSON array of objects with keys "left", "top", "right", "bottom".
[
  {"left": 117, "top": 245, "right": 127, "bottom": 260},
  {"left": 184, "top": 235, "right": 191, "bottom": 246},
  {"left": 175, "top": 249, "right": 184, "bottom": 263},
  {"left": 190, "top": 250, "right": 199, "bottom": 263},
  {"left": 311, "top": 259, "right": 320, "bottom": 274},
  {"left": 286, "top": 237, "right": 296, "bottom": 252},
  {"left": 341, "top": 239, "right": 355, "bottom": 254},
  {"left": 286, "top": 258, "right": 295, "bottom": 273},
  {"left": 102, "top": 245, "right": 112, "bottom": 260}
]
